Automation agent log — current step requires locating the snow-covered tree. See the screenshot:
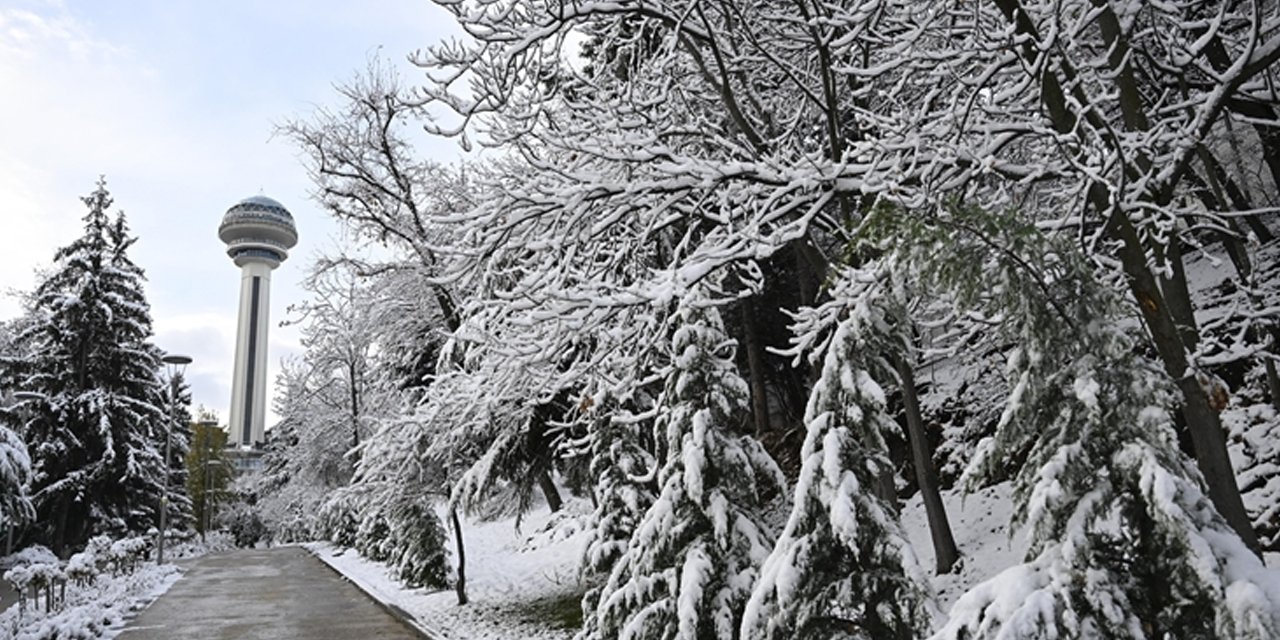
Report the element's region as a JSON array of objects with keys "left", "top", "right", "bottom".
[
  {"left": 3, "top": 180, "right": 168, "bottom": 554},
  {"left": 0, "top": 422, "right": 32, "bottom": 537},
  {"left": 874, "top": 204, "right": 1280, "bottom": 639},
  {"left": 581, "top": 289, "right": 785, "bottom": 640},
  {"left": 0, "top": 323, "right": 35, "bottom": 537},
  {"left": 742, "top": 265, "right": 935, "bottom": 639},
  {"left": 185, "top": 418, "right": 231, "bottom": 537},
  {"left": 160, "top": 370, "right": 194, "bottom": 532},
  {"left": 580, "top": 389, "right": 656, "bottom": 581}
]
